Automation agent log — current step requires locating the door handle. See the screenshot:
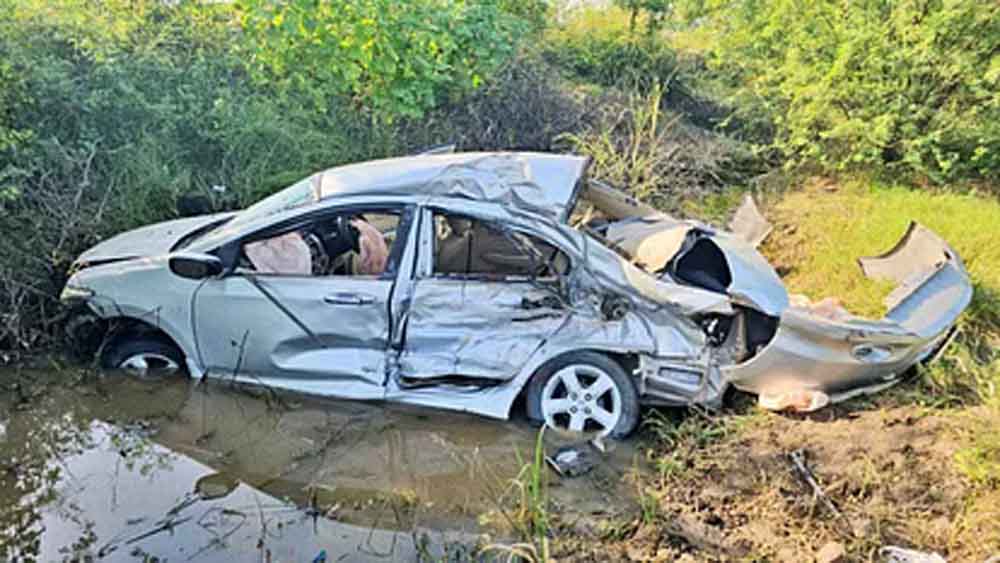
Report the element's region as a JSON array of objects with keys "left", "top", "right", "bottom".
[{"left": 323, "top": 292, "right": 375, "bottom": 306}]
